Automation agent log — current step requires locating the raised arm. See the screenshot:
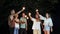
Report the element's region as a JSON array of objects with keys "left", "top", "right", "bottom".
[
  {"left": 36, "top": 10, "right": 45, "bottom": 20},
  {"left": 28, "top": 12, "right": 35, "bottom": 21},
  {"left": 16, "top": 7, "right": 25, "bottom": 14}
]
